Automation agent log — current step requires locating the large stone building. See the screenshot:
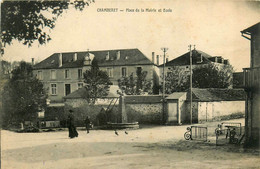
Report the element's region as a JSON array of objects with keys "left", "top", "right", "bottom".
[
  {"left": 33, "top": 48, "right": 159, "bottom": 106},
  {"left": 241, "top": 22, "right": 260, "bottom": 147}
]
